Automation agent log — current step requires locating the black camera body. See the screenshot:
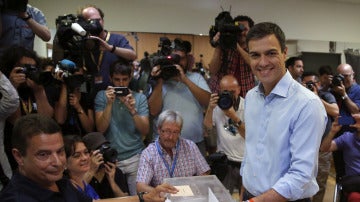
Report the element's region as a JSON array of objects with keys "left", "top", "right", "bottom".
[
  {"left": 218, "top": 91, "right": 234, "bottom": 110},
  {"left": 55, "top": 59, "right": 86, "bottom": 93},
  {"left": 55, "top": 14, "right": 102, "bottom": 65},
  {"left": 98, "top": 144, "right": 118, "bottom": 164},
  {"left": 114, "top": 87, "right": 129, "bottom": 97},
  {"left": 332, "top": 74, "right": 345, "bottom": 87},
  {"left": 153, "top": 54, "right": 181, "bottom": 80},
  {"left": 305, "top": 81, "right": 315, "bottom": 91},
  {"left": 17, "top": 64, "right": 50, "bottom": 85},
  {"left": 209, "top": 11, "right": 245, "bottom": 50},
  {"left": 0, "top": 0, "right": 27, "bottom": 12}
]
